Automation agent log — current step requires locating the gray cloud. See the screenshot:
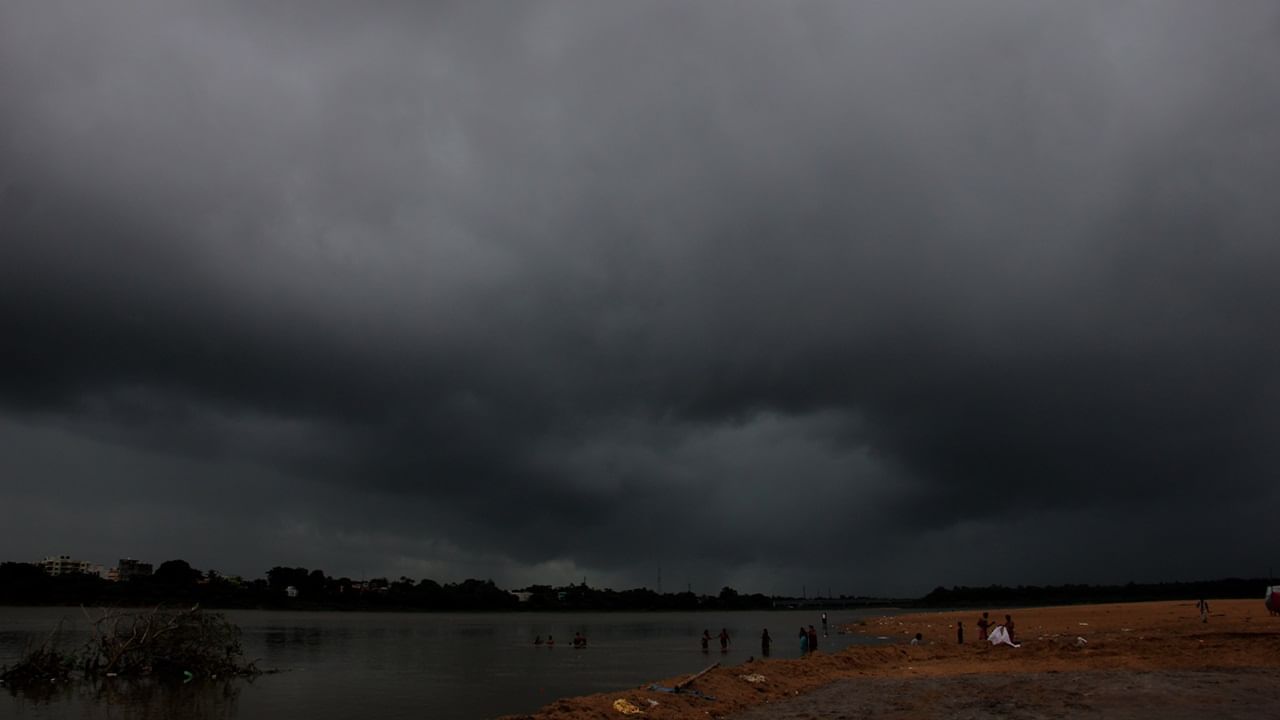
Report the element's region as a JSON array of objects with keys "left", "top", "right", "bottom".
[{"left": 3, "top": 1, "right": 1279, "bottom": 596}]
